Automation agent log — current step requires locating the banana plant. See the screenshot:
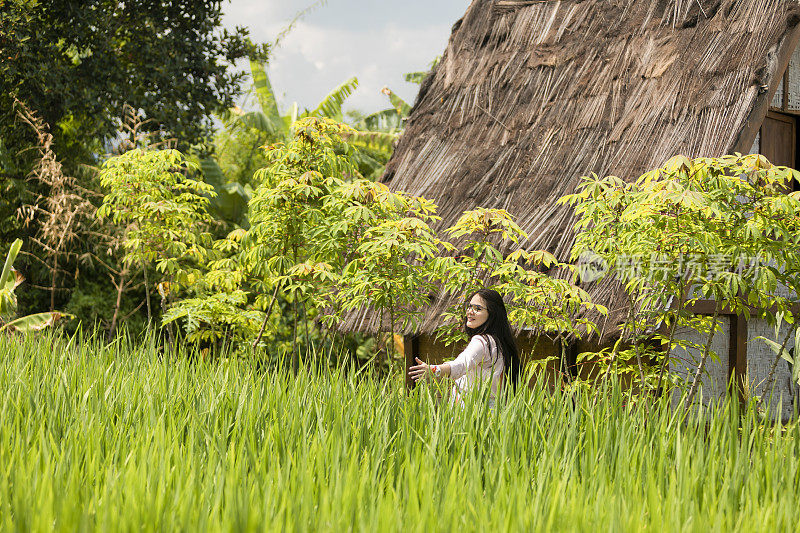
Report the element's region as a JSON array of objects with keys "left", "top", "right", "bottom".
[
  {"left": 348, "top": 87, "right": 408, "bottom": 169},
  {"left": 402, "top": 55, "right": 440, "bottom": 85},
  {"left": 346, "top": 57, "right": 441, "bottom": 173},
  {"left": 352, "top": 55, "right": 438, "bottom": 136},
  {"left": 204, "top": 61, "right": 399, "bottom": 193},
  {"left": 0, "top": 239, "right": 73, "bottom": 333},
  {"left": 202, "top": 56, "right": 443, "bottom": 208},
  {"left": 0, "top": 239, "right": 23, "bottom": 318},
  {"left": 236, "top": 60, "right": 360, "bottom": 138}
]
